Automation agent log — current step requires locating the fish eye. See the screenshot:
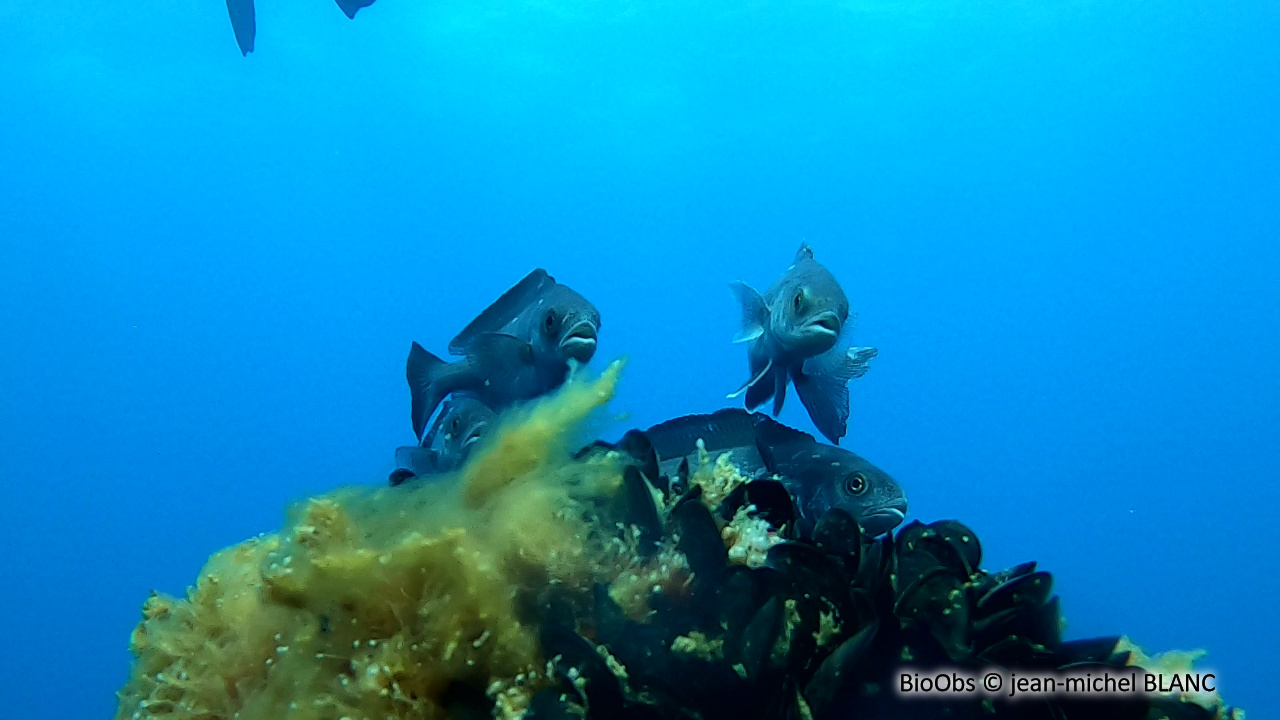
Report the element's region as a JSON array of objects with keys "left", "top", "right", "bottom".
[
  {"left": 450, "top": 417, "right": 460, "bottom": 433},
  {"left": 844, "top": 471, "right": 868, "bottom": 495},
  {"left": 792, "top": 290, "right": 803, "bottom": 312},
  {"left": 543, "top": 309, "right": 559, "bottom": 334}
]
